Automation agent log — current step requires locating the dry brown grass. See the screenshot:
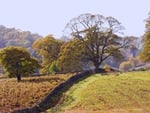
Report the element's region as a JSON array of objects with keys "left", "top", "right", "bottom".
[{"left": 0, "top": 74, "right": 73, "bottom": 113}]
